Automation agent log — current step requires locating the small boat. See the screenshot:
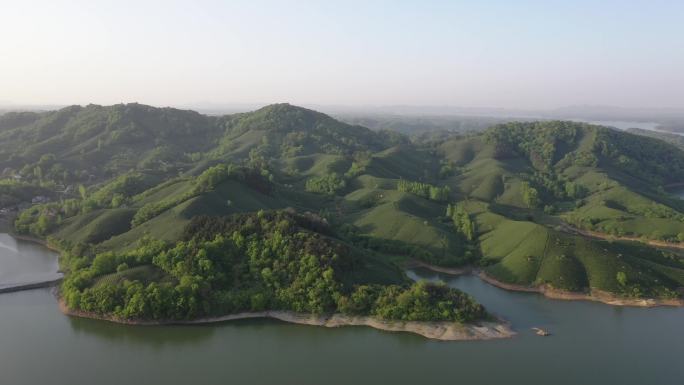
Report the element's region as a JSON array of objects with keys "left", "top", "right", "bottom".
[{"left": 531, "top": 327, "right": 551, "bottom": 336}]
